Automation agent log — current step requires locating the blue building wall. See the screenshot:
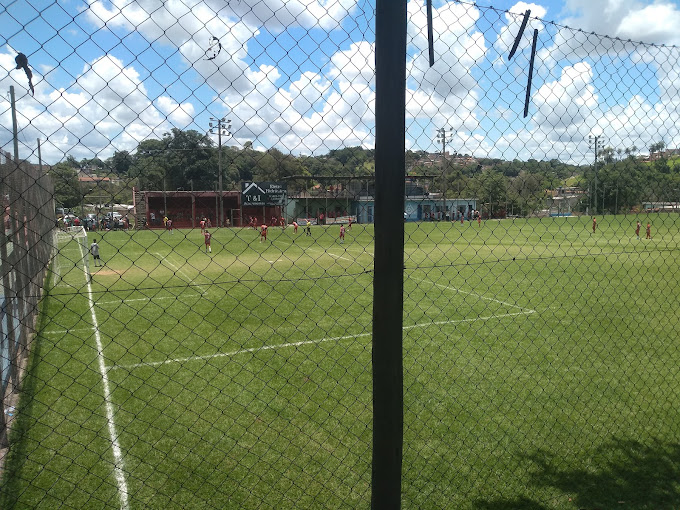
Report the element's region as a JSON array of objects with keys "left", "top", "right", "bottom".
[{"left": 353, "top": 197, "right": 478, "bottom": 223}]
